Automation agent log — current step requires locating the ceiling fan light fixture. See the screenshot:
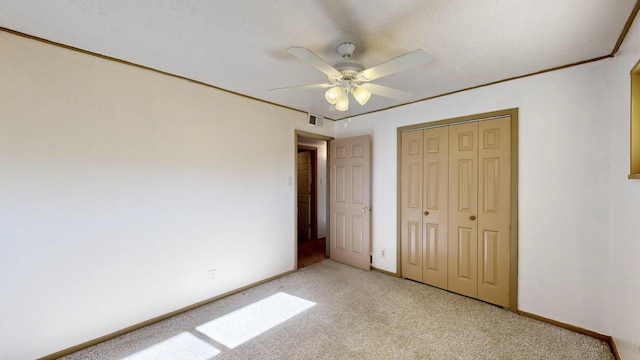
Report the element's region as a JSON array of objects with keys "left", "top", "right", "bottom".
[
  {"left": 279, "top": 43, "right": 430, "bottom": 114},
  {"left": 335, "top": 94, "right": 349, "bottom": 111},
  {"left": 325, "top": 87, "right": 342, "bottom": 105},
  {"left": 352, "top": 86, "right": 371, "bottom": 106}
]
